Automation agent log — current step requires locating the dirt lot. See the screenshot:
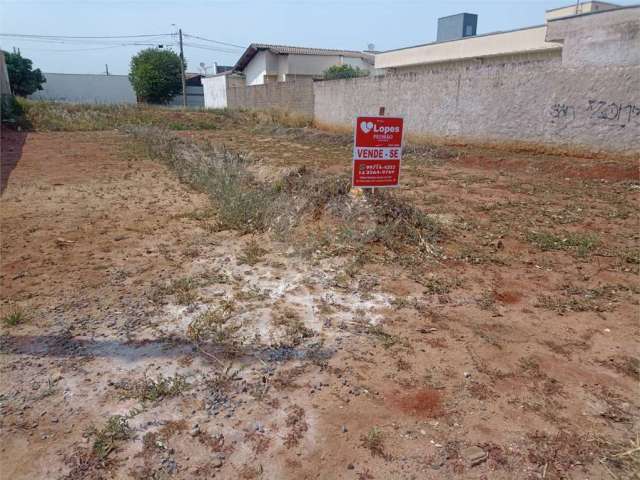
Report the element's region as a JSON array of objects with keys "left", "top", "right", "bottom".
[{"left": 1, "top": 108, "right": 639, "bottom": 479}]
